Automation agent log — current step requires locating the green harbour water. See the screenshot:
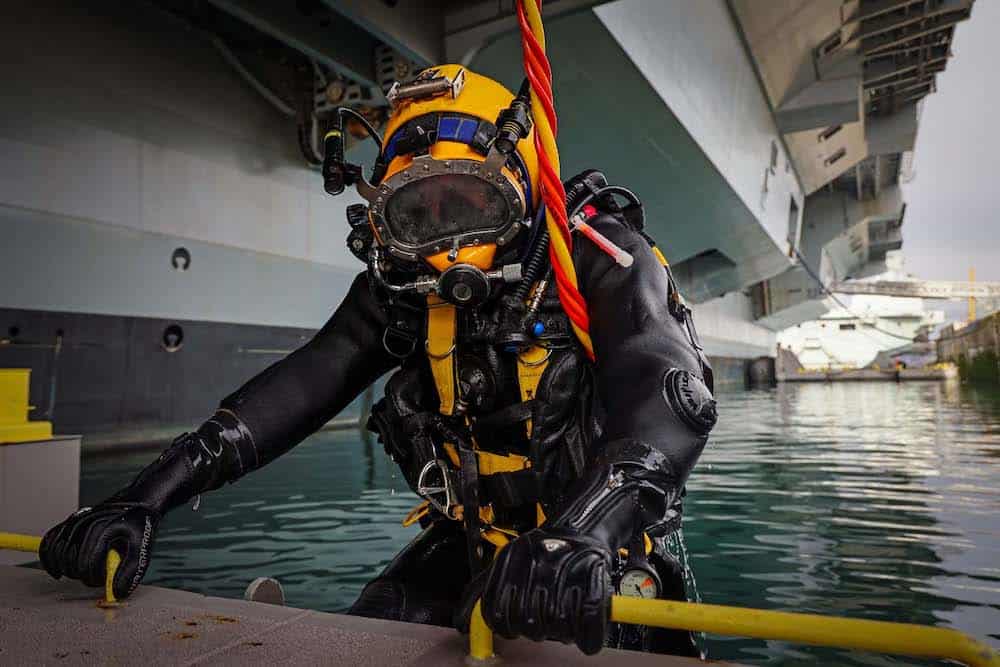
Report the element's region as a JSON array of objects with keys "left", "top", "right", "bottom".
[{"left": 80, "top": 381, "right": 1000, "bottom": 665}]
